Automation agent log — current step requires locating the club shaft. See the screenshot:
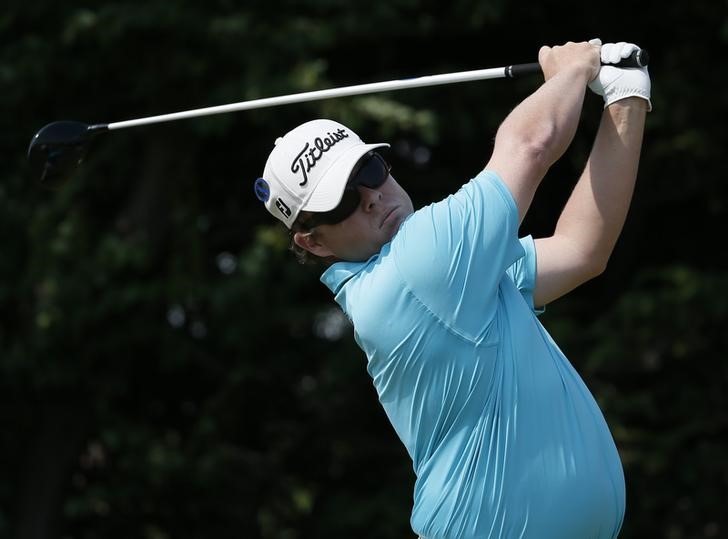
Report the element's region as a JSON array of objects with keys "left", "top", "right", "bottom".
[{"left": 107, "top": 65, "right": 535, "bottom": 131}]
